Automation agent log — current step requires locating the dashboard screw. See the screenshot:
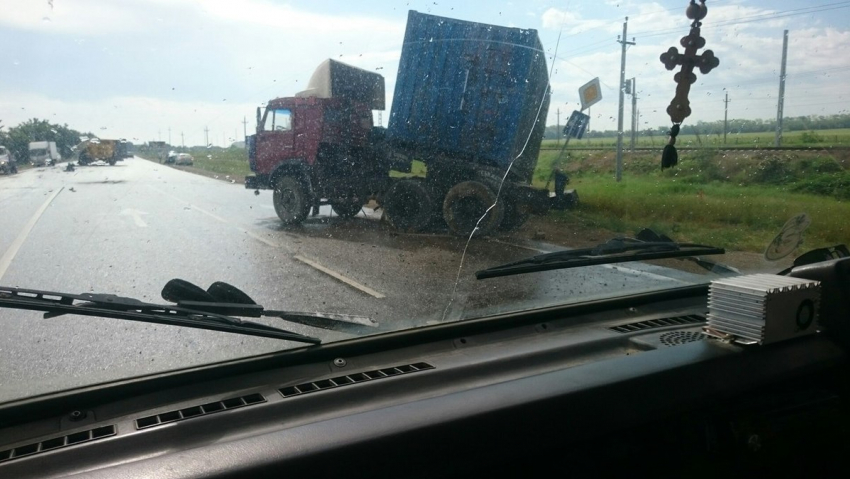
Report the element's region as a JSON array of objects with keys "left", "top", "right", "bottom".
[
  {"left": 69, "top": 410, "right": 86, "bottom": 422},
  {"left": 333, "top": 358, "right": 346, "bottom": 367}
]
